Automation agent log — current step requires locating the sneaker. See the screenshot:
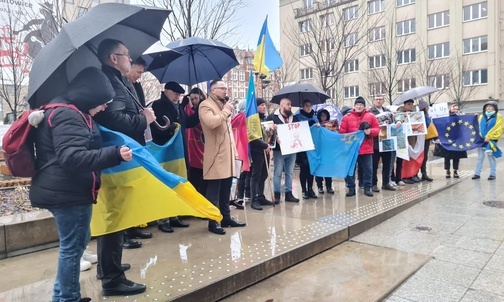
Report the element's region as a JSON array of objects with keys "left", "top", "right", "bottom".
[
  {"left": 389, "top": 181, "right": 398, "bottom": 188},
  {"left": 403, "top": 178, "right": 415, "bottom": 184},
  {"left": 372, "top": 185, "right": 380, "bottom": 192},
  {"left": 80, "top": 258, "right": 92, "bottom": 272},
  {"left": 472, "top": 175, "right": 480, "bottom": 180},
  {"left": 244, "top": 196, "right": 252, "bottom": 202},
  {"left": 488, "top": 175, "right": 496, "bottom": 180},
  {"left": 382, "top": 183, "right": 397, "bottom": 191},
  {"left": 236, "top": 198, "right": 244, "bottom": 205},
  {"left": 318, "top": 187, "right": 324, "bottom": 194},
  {"left": 82, "top": 250, "right": 98, "bottom": 264},
  {"left": 396, "top": 181, "right": 405, "bottom": 186},
  {"left": 326, "top": 188, "right": 335, "bottom": 194}
]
